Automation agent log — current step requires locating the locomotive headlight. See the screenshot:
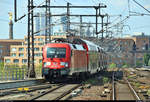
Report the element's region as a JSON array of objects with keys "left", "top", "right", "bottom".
[
  {"left": 46, "top": 62, "right": 51, "bottom": 65},
  {"left": 60, "top": 62, "right": 65, "bottom": 66},
  {"left": 44, "top": 62, "right": 51, "bottom": 67},
  {"left": 60, "top": 62, "right": 68, "bottom": 67},
  {"left": 65, "top": 62, "right": 68, "bottom": 67}
]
